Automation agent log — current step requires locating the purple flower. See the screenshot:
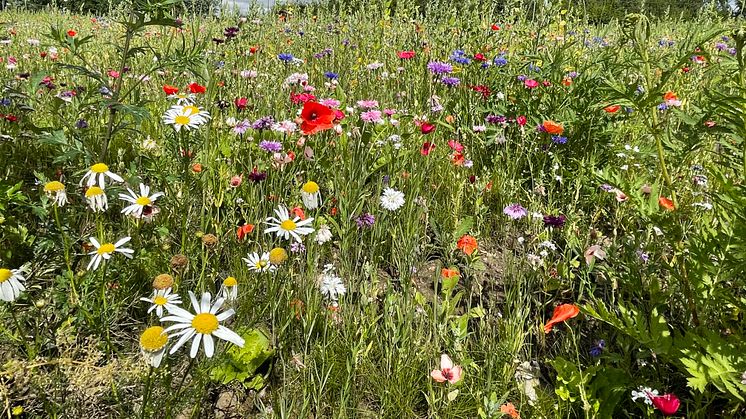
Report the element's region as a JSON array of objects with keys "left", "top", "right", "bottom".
[
  {"left": 503, "top": 203, "right": 528, "bottom": 220},
  {"left": 259, "top": 140, "right": 282, "bottom": 152},
  {"left": 551, "top": 135, "right": 568, "bottom": 144},
  {"left": 427, "top": 61, "right": 453, "bottom": 75},
  {"left": 599, "top": 184, "right": 614, "bottom": 192},
  {"left": 485, "top": 114, "right": 506, "bottom": 124},
  {"left": 233, "top": 119, "right": 250, "bottom": 135},
  {"left": 248, "top": 170, "right": 266, "bottom": 183},
  {"left": 543, "top": 214, "right": 567, "bottom": 228},
  {"left": 252, "top": 116, "right": 275, "bottom": 130},
  {"left": 636, "top": 250, "right": 650, "bottom": 263},
  {"left": 589, "top": 340, "right": 606, "bottom": 357},
  {"left": 355, "top": 213, "right": 375, "bottom": 228},
  {"left": 290, "top": 242, "right": 306, "bottom": 253},
  {"left": 441, "top": 76, "right": 460, "bottom": 87}
]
